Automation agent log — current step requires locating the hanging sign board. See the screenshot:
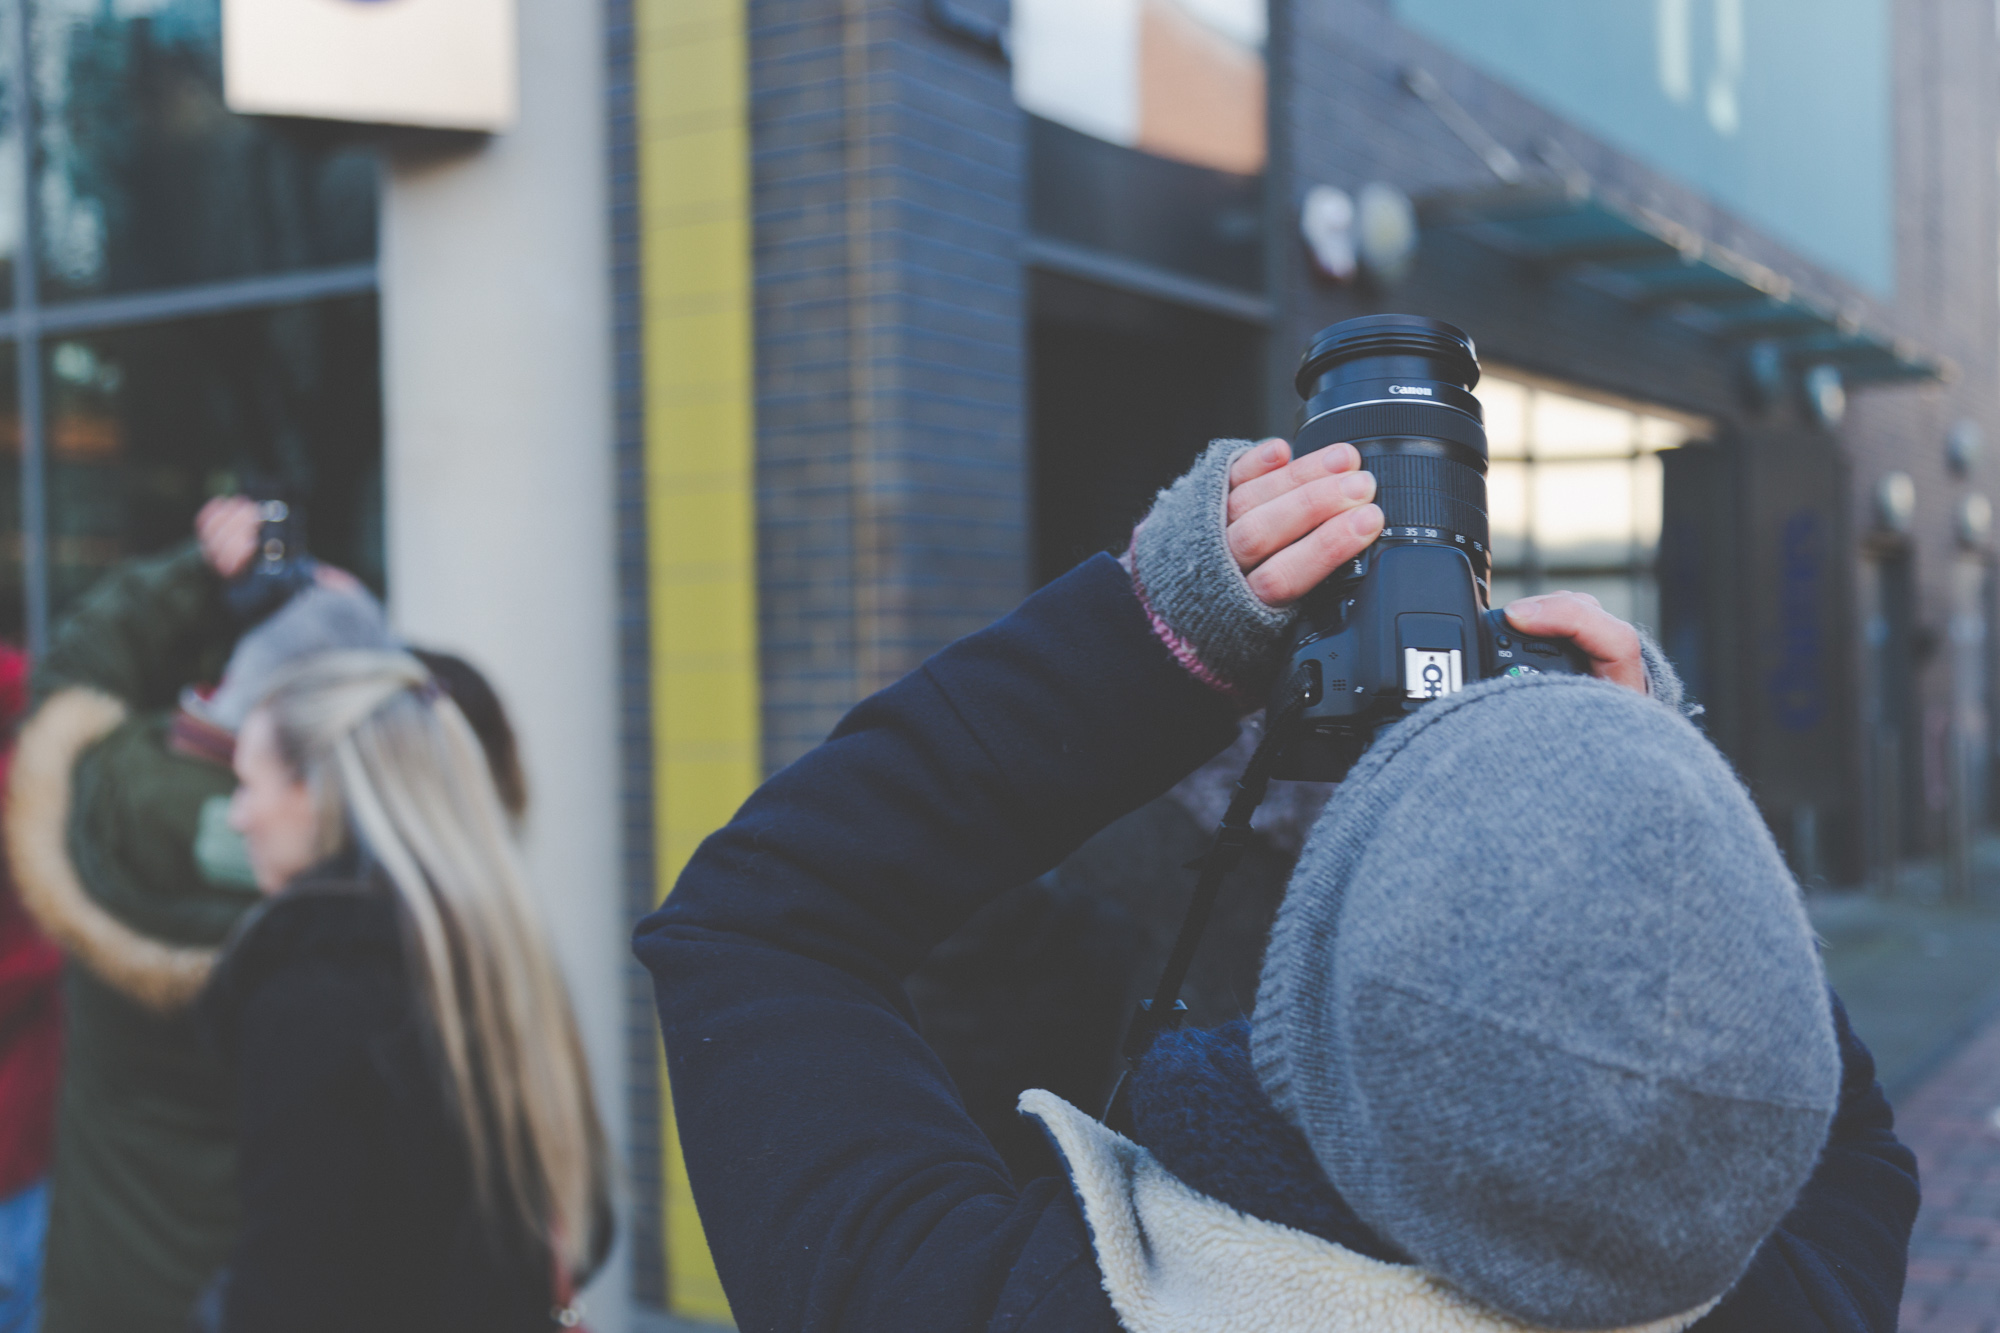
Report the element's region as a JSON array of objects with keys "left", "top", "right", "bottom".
[{"left": 223, "top": 0, "right": 516, "bottom": 132}]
